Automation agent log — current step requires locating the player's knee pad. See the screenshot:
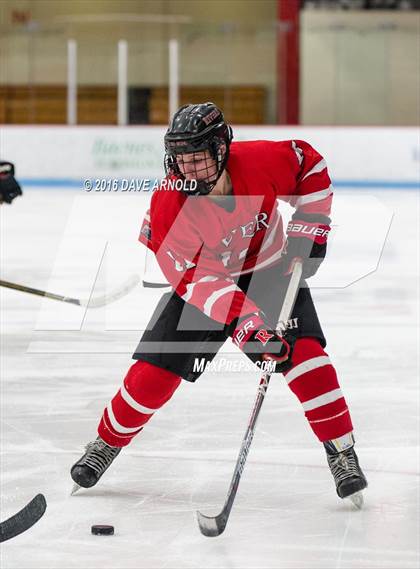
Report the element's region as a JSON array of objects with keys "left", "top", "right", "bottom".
[
  {"left": 290, "top": 337, "right": 327, "bottom": 367},
  {"left": 285, "top": 337, "right": 337, "bottom": 399},
  {"left": 98, "top": 361, "right": 181, "bottom": 447},
  {"left": 124, "top": 360, "right": 182, "bottom": 409}
]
